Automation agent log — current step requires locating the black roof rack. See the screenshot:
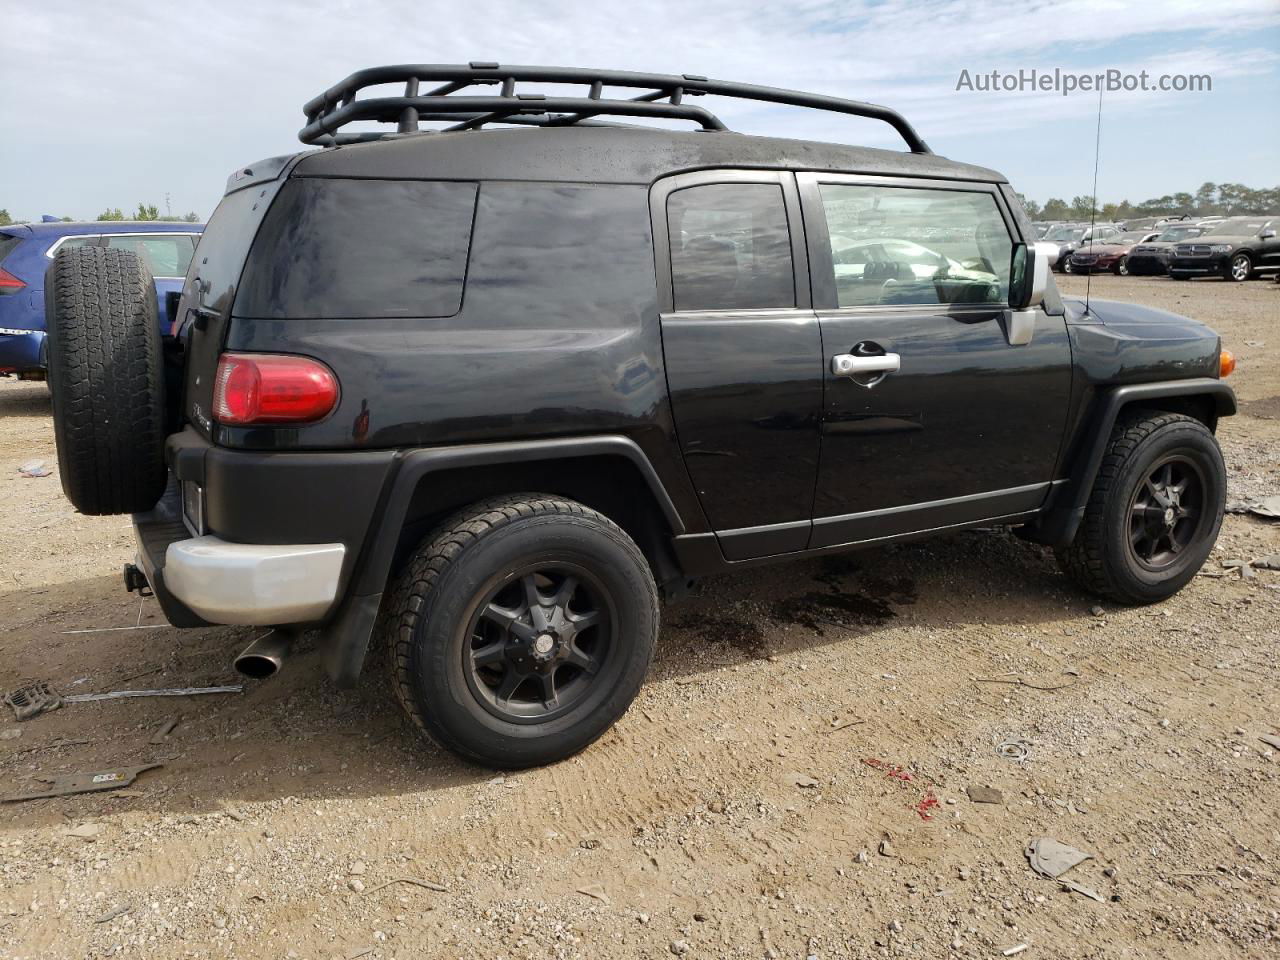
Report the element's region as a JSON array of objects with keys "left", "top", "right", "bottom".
[{"left": 299, "top": 63, "right": 931, "bottom": 154}]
